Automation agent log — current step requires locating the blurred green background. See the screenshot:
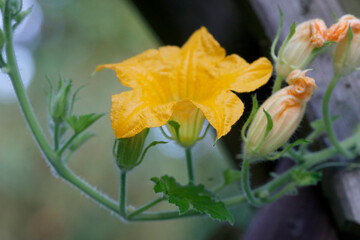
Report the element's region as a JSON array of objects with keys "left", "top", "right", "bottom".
[{"left": 0, "top": 0, "right": 253, "bottom": 239}]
